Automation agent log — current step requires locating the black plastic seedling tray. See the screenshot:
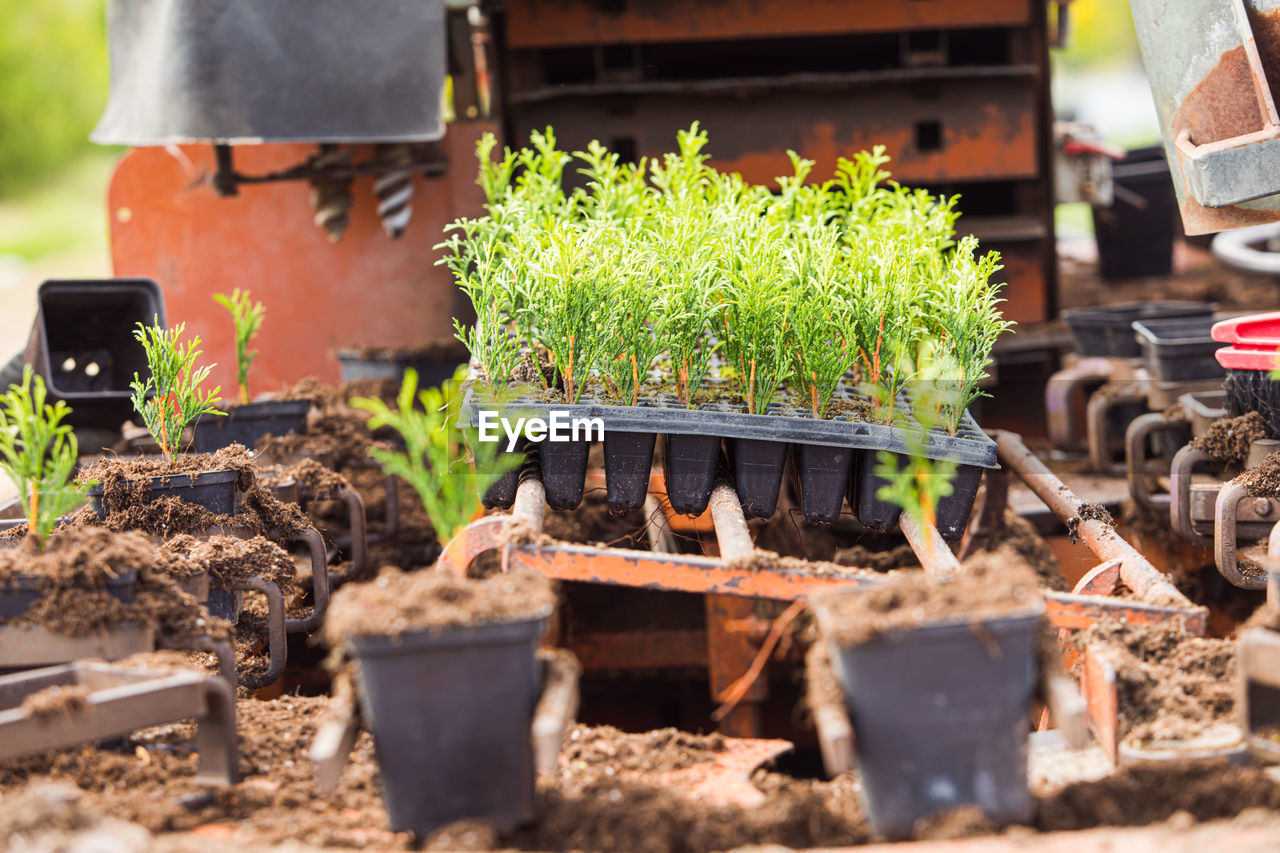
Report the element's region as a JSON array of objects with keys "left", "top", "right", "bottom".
[
  {"left": 462, "top": 368, "right": 997, "bottom": 534},
  {"left": 1132, "top": 316, "right": 1225, "bottom": 382},
  {"left": 1063, "top": 301, "right": 1214, "bottom": 358}
]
